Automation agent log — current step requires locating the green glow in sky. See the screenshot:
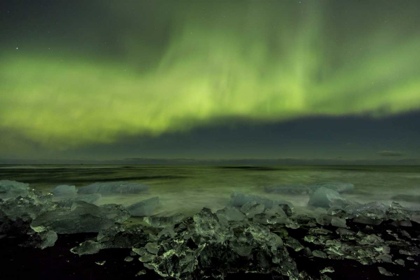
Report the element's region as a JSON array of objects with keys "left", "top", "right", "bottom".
[{"left": 1, "top": 1, "right": 420, "bottom": 151}]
